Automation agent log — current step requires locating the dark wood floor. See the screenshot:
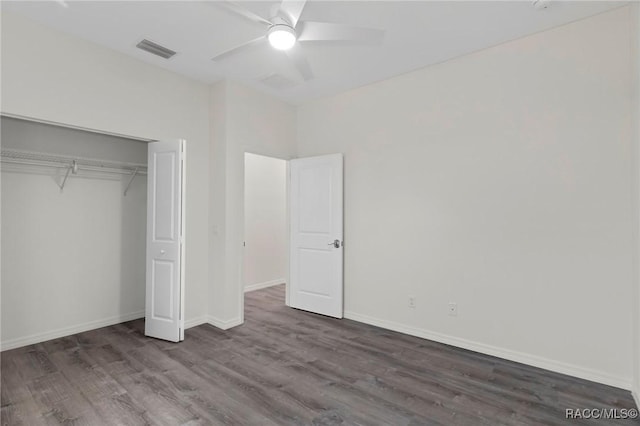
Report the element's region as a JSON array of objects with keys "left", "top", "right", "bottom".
[{"left": 2, "top": 285, "right": 638, "bottom": 425}]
